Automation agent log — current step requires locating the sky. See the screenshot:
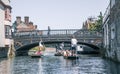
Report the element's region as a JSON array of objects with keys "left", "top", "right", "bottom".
[{"left": 11, "top": 0, "right": 109, "bottom": 30}]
